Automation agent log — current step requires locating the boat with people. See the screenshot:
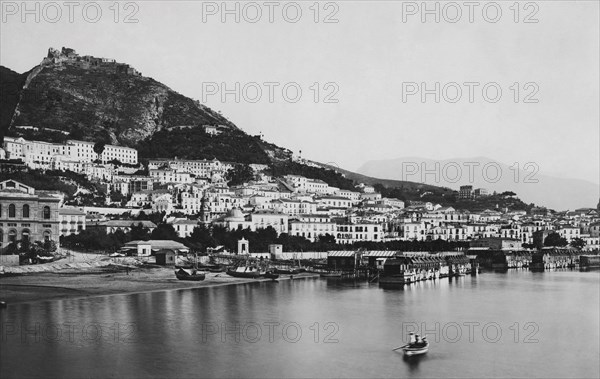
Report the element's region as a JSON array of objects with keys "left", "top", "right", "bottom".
[
  {"left": 174, "top": 268, "right": 206, "bottom": 281},
  {"left": 394, "top": 333, "right": 429, "bottom": 356}
]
